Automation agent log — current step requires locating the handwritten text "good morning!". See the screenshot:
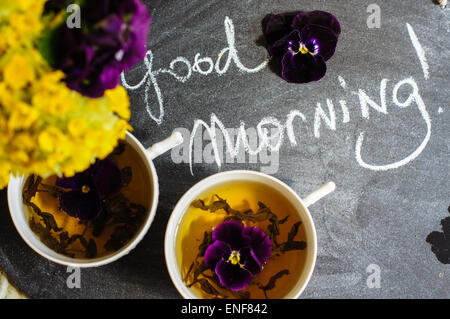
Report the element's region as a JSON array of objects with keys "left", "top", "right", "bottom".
[{"left": 122, "top": 16, "right": 432, "bottom": 174}]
